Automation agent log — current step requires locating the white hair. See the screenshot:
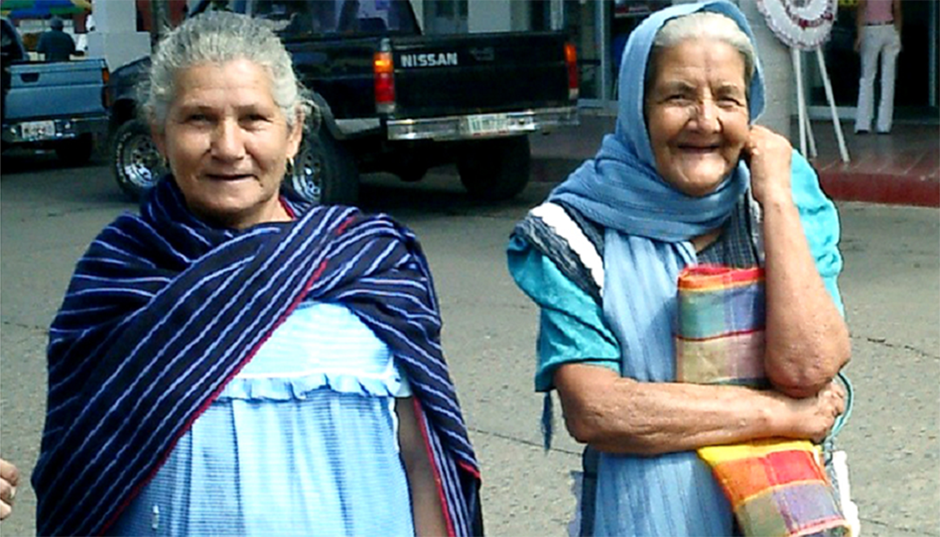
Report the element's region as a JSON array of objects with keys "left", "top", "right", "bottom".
[
  {"left": 142, "top": 10, "right": 316, "bottom": 132},
  {"left": 651, "top": 11, "right": 757, "bottom": 90}
]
